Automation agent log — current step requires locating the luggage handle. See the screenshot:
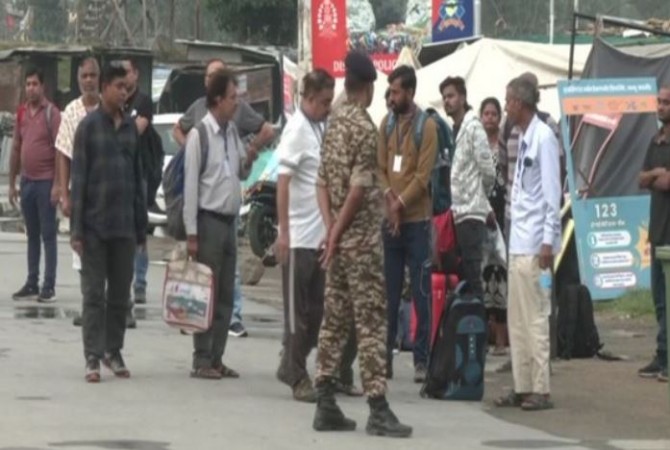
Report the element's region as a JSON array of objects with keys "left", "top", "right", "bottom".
[{"left": 454, "top": 280, "right": 471, "bottom": 296}]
